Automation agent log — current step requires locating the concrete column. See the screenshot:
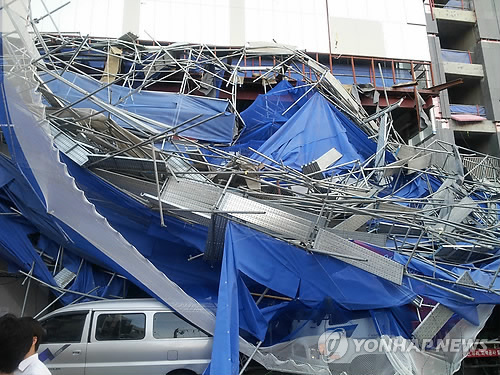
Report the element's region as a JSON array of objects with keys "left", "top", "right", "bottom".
[
  {"left": 474, "top": 0, "right": 500, "bottom": 40},
  {"left": 122, "top": 0, "right": 141, "bottom": 37},
  {"left": 229, "top": 0, "right": 245, "bottom": 46},
  {"left": 428, "top": 35, "right": 451, "bottom": 118},
  {"left": 478, "top": 41, "right": 500, "bottom": 122}
]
